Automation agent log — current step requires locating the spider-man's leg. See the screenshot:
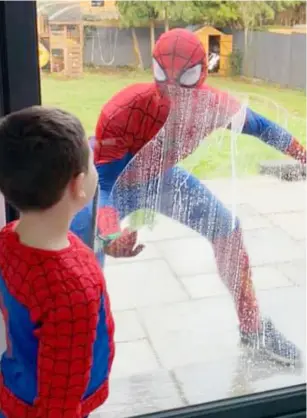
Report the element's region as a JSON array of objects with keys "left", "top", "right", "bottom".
[
  {"left": 153, "top": 166, "right": 300, "bottom": 365},
  {"left": 152, "top": 166, "right": 259, "bottom": 334},
  {"left": 104, "top": 166, "right": 258, "bottom": 332}
]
